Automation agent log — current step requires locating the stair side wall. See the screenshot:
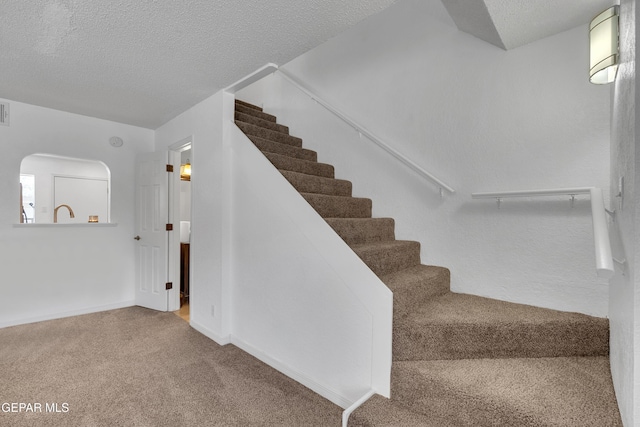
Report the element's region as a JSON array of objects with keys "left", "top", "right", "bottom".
[{"left": 228, "top": 123, "right": 392, "bottom": 407}]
